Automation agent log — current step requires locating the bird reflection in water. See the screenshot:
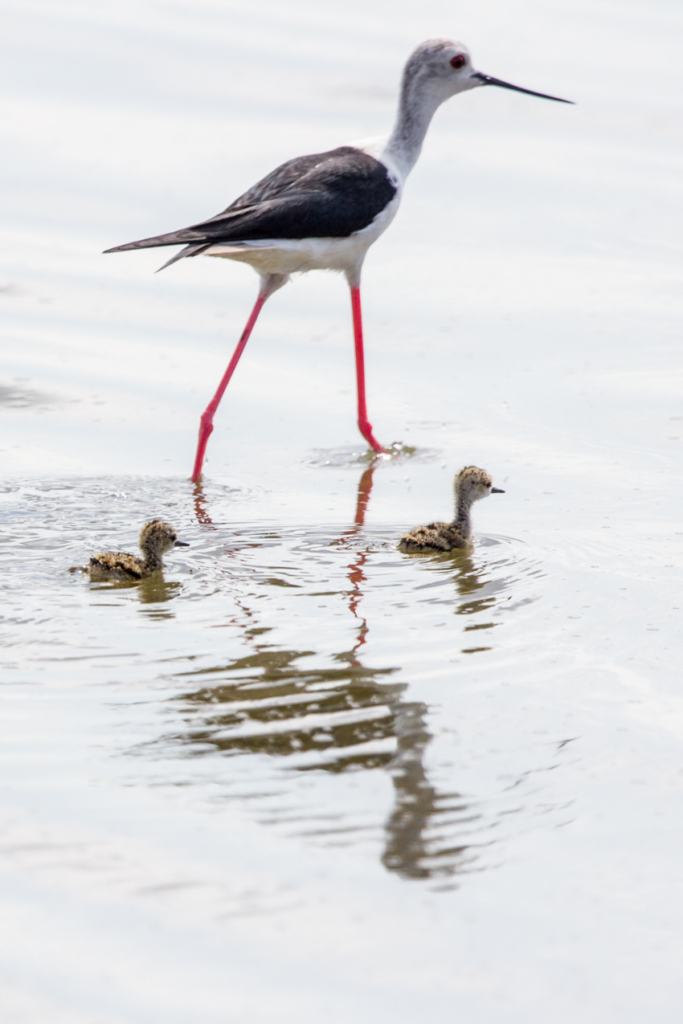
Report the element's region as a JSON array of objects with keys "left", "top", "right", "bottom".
[
  {"left": 341, "top": 466, "right": 487, "bottom": 880},
  {"left": 334, "top": 464, "right": 374, "bottom": 651},
  {"left": 136, "top": 576, "right": 182, "bottom": 617},
  {"left": 89, "top": 573, "right": 182, "bottom": 617},
  {"left": 413, "top": 537, "right": 508, "bottom": 655},
  {"left": 193, "top": 482, "right": 214, "bottom": 528},
  {"left": 168, "top": 464, "right": 502, "bottom": 882}
]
